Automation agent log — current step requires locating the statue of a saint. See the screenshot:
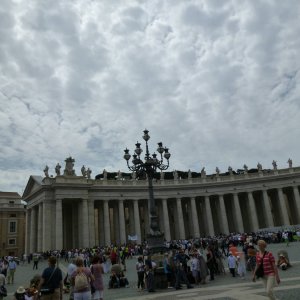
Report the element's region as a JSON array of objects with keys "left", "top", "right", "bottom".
[
  {"left": 64, "top": 156, "right": 76, "bottom": 176},
  {"left": 43, "top": 165, "right": 49, "bottom": 177},
  {"left": 272, "top": 160, "right": 277, "bottom": 170},
  {"left": 160, "top": 171, "right": 164, "bottom": 180},
  {"left": 103, "top": 169, "right": 107, "bottom": 180},
  {"left": 288, "top": 158, "right": 292, "bottom": 168},
  {"left": 216, "top": 167, "right": 220, "bottom": 175},
  {"left": 173, "top": 170, "right": 178, "bottom": 180},
  {"left": 257, "top": 162, "right": 262, "bottom": 171},
  {"left": 55, "top": 163, "right": 61, "bottom": 176},
  {"left": 188, "top": 169, "right": 192, "bottom": 179},
  {"left": 132, "top": 171, "right": 136, "bottom": 180},
  {"left": 201, "top": 167, "right": 206, "bottom": 176},
  {"left": 81, "top": 165, "right": 87, "bottom": 177},
  {"left": 86, "top": 168, "right": 92, "bottom": 179},
  {"left": 228, "top": 166, "right": 233, "bottom": 172},
  {"left": 243, "top": 164, "right": 248, "bottom": 172},
  {"left": 117, "top": 170, "right": 122, "bottom": 180}
]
